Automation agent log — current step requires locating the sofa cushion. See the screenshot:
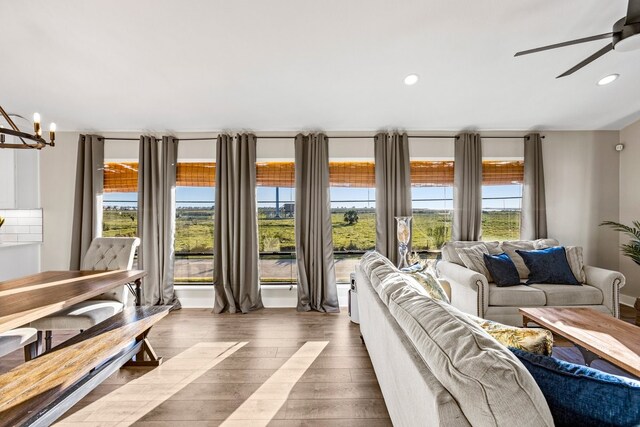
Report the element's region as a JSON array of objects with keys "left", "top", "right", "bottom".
[
  {"left": 529, "top": 284, "right": 603, "bottom": 306},
  {"left": 511, "top": 348, "right": 640, "bottom": 427},
  {"left": 361, "top": 251, "right": 398, "bottom": 292},
  {"left": 441, "top": 241, "right": 501, "bottom": 266},
  {"left": 387, "top": 285, "right": 553, "bottom": 427},
  {"left": 489, "top": 283, "right": 547, "bottom": 307},
  {"left": 501, "top": 239, "right": 559, "bottom": 279}
]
